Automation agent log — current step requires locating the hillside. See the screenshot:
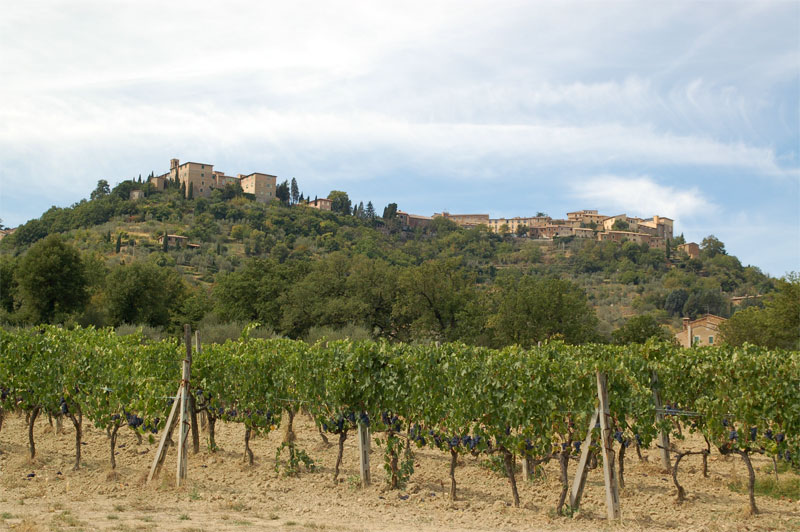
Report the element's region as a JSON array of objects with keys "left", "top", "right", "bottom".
[{"left": 0, "top": 177, "right": 778, "bottom": 344}]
